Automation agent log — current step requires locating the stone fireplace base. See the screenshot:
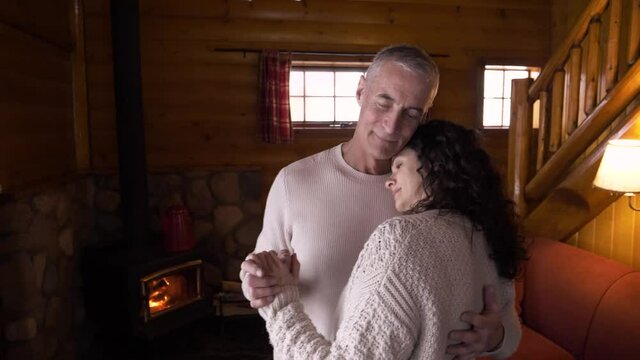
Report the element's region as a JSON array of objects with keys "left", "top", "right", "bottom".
[{"left": 0, "top": 168, "right": 265, "bottom": 360}]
